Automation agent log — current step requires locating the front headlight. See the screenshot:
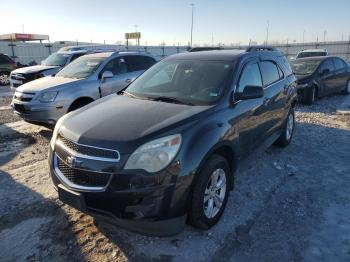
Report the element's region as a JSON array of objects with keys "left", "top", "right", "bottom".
[
  {"left": 124, "top": 134, "right": 182, "bottom": 173},
  {"left": 50, "top": 114, "right": 67, "bottom": 149},
  {"left": 39, "top": 91, "right": 58, "bottom": 103}
]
